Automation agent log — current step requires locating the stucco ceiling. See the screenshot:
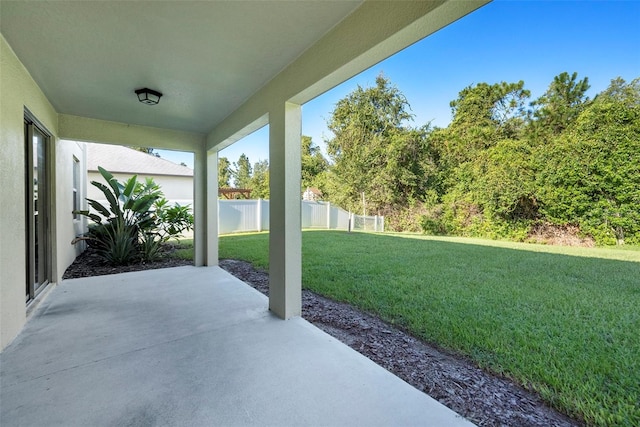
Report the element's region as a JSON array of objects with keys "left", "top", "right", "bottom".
[{"left": 1, "top": 1, "right": 363, "bottom": 134}]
